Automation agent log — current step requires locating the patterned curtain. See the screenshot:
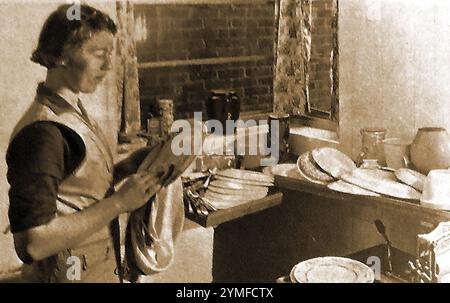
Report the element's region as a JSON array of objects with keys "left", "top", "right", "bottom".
[
  {"left": 273, "top": 0, "right": 312, "bottom": 116},
  {"left": 115, "top": 1, "right": 141, "bottom": 136}
]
